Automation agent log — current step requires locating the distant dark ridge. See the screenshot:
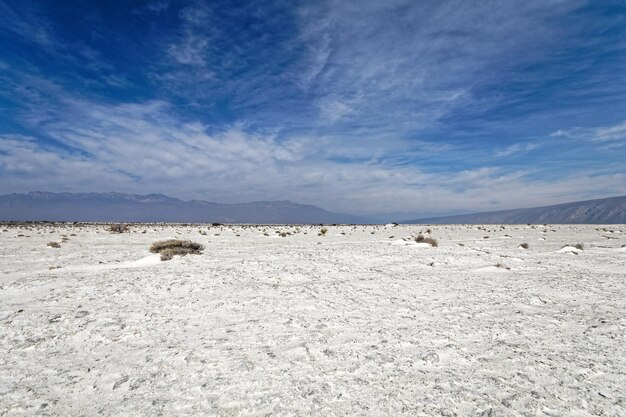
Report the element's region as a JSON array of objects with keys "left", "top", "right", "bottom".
[
  {"left": 400, "top": 195, "right": 626, "bottom": 224},
  {"left": 0, "top": 191, "right": 374, "bottom": 224}
]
